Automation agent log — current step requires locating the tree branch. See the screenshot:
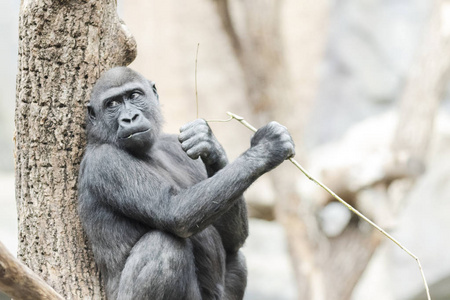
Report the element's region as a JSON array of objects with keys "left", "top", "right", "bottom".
[
  {"left": 212, "top": 0, "right": 243, "bottom": 65},
  {"left": 225, "top": 112, "right": 431, "bottom": 300},
  {"left": 0, "top": 241, "right": 63, "bottom": 300}
]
